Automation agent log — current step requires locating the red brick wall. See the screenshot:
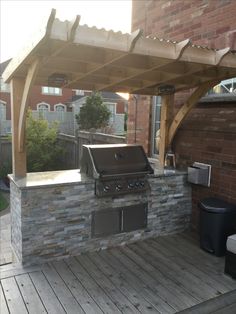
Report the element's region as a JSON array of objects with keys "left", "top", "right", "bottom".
[
  {"left": 132, "top": 0, "right": 236, "bottom": 49},
  {"left": 0, "top": 86, "right": 74, "bottom": 120},
  {"left": 173, "top": 101, "right": 236, "bottom": 229},
  {"left": 28, "top": 86, "right": 74, "bottom": 111},
  {"left": 130, "top": 0, "right": 236, "bottom": 229},
  {"left": 127, "top": 95, "right": 152, "bottom": 153}
]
